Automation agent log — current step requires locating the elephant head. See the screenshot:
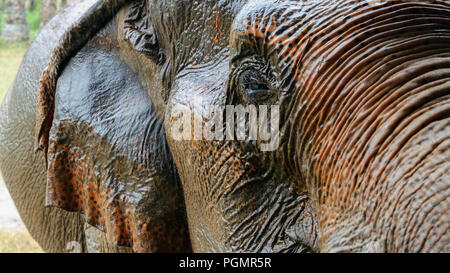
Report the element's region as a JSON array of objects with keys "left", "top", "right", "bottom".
[{"left": 36, "top": 0, "right": 450, "bottom": 252}]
